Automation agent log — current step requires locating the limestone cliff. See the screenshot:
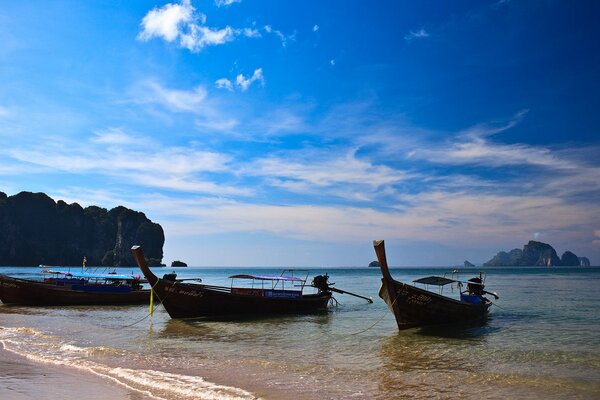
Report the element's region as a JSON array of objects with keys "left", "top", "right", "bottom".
[
  {"left": 484, "top": 240, "right": 586, "bottom": 266},
  {"left": 0, "top": 191, "right": 164, "bottom": 266}
]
